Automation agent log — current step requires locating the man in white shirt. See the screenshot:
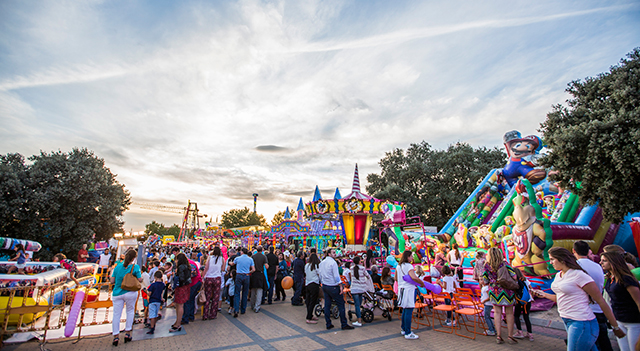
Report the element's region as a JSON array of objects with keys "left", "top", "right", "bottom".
[
  {"left": 574, "top": 241, "right": 613, "bottom": 351},
  {"left": 318, "top": 248, "right": 353, "bottom": 331}
]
